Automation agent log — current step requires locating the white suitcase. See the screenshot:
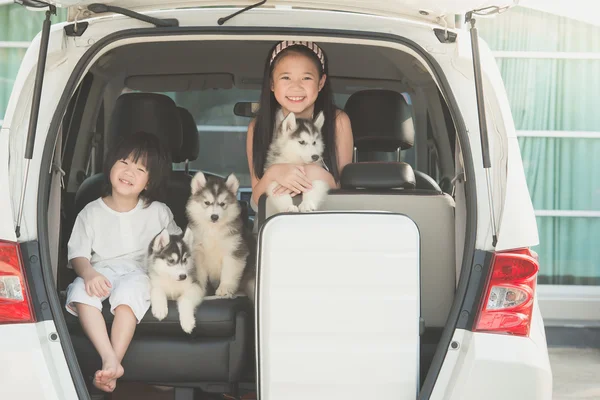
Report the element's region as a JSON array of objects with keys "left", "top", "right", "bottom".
[{"left": 255, "top": 212, "right": 421, "bottom": 400}]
